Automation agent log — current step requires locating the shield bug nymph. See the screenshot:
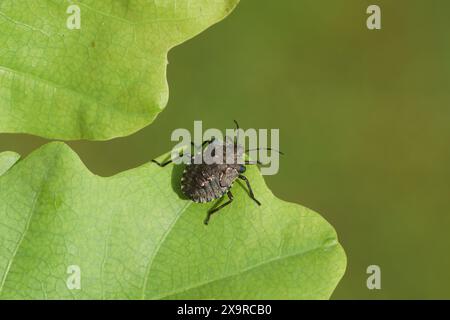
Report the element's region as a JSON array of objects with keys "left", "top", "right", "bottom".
[{"left": 152, "top": 121, "right": 282, "bottom": 225}]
